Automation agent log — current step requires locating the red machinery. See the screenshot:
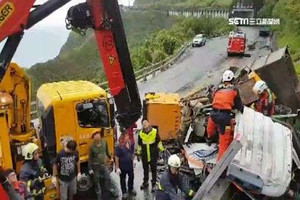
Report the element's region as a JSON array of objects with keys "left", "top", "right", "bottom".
[
  {"left": 0, "top": 0, "right": 141, "bottom": 128},
  {"left": 227, "top": 31, "right": 246, "bottom": 56}
]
